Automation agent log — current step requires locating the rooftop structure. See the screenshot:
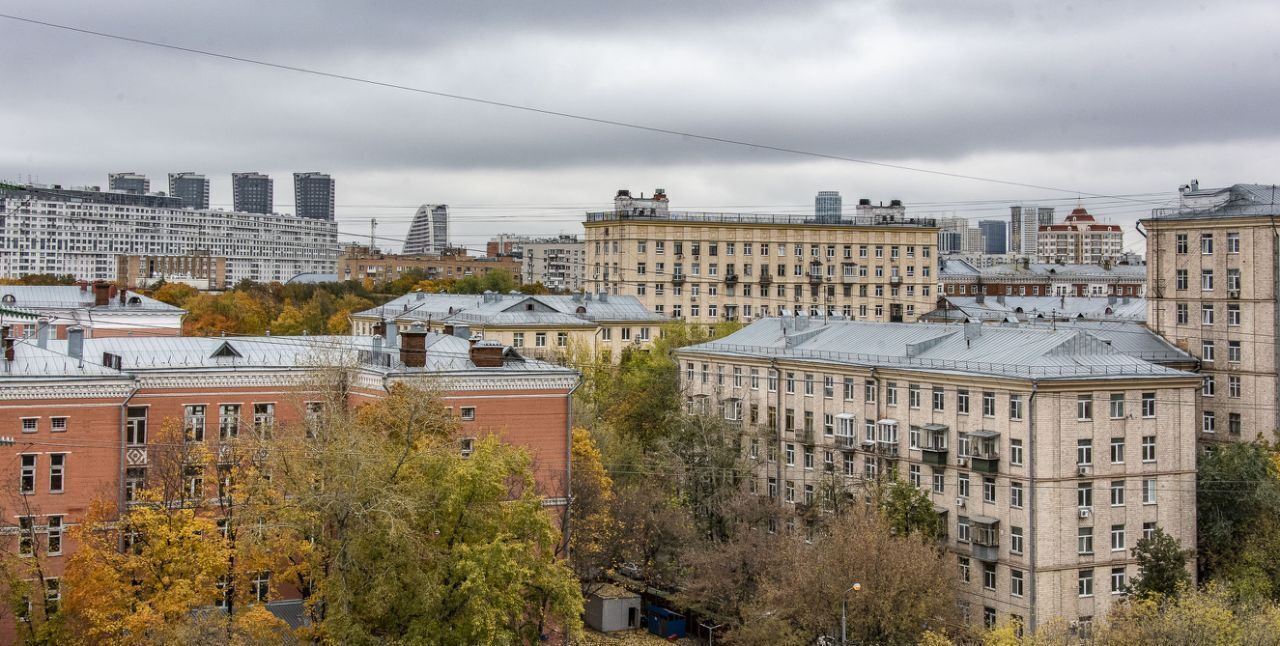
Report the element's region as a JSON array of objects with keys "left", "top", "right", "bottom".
[
  {"left": 940, "top": 258, "right": 1145, "bottom": 299},
  {"left": 167, "top": 172, "right": 210, "bottom": 210},
  {"left": 923, "top": 294, "right": 1147, "bottom": 324},
  {"left": 0, "top": 283, "right": 185, "bottom": 337}
]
